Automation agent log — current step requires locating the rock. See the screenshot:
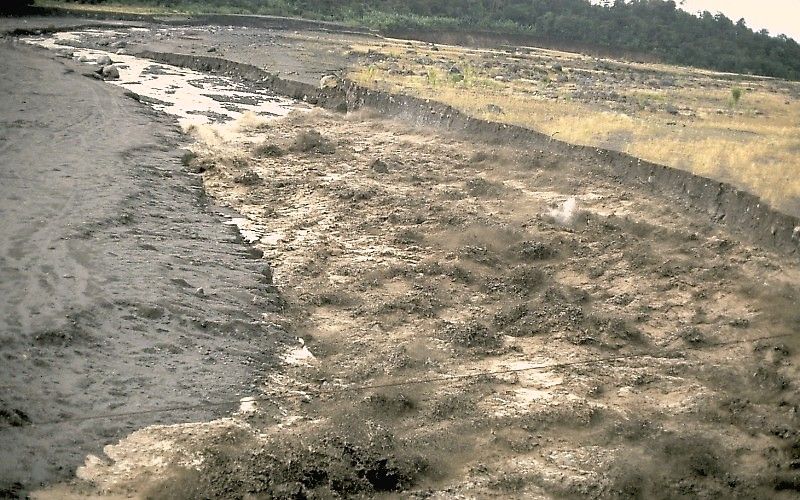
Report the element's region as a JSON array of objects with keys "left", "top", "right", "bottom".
[
  {"left": 115, "top": 48, "right": 126, "bottom": 55},
  {"left": 260, "top": 266, "right": 274, "bottom": 284},
  {"left": 233, "top": 170, "right": 262, "bottom": 186},
  {"left": 320, "top": 74, "right": 338, "bottom": 89},
  {"left": 207, "top": 47, "right": 217, "bottom": 53},
  {"left": 370, "top": 158, "right": 390, "bottom": 173},
  {"left": 551, "top": 63, "right": 563, "bottom": 72},
  {"left": 449, "top": 65, "right": 462, "bottom": 75},
  {"left": 486, "top": 104, "right": 504, "bottom": 114},
  {"left": 494, "top": 75, "right": 506, "bottom": 81},
  {"left": 96, "top": 55, "right": 112, "bottom": 66},
  {"left": 101, "top": 65, "right": 120, "bottom": 80},
  {"left": 78, "top": 55, "right": 89, "bottom": 63}
]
